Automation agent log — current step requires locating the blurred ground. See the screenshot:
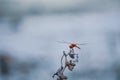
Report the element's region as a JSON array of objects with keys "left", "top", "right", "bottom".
[{"left": 0, "top": 0, "right": 120, "bottom": 80}]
